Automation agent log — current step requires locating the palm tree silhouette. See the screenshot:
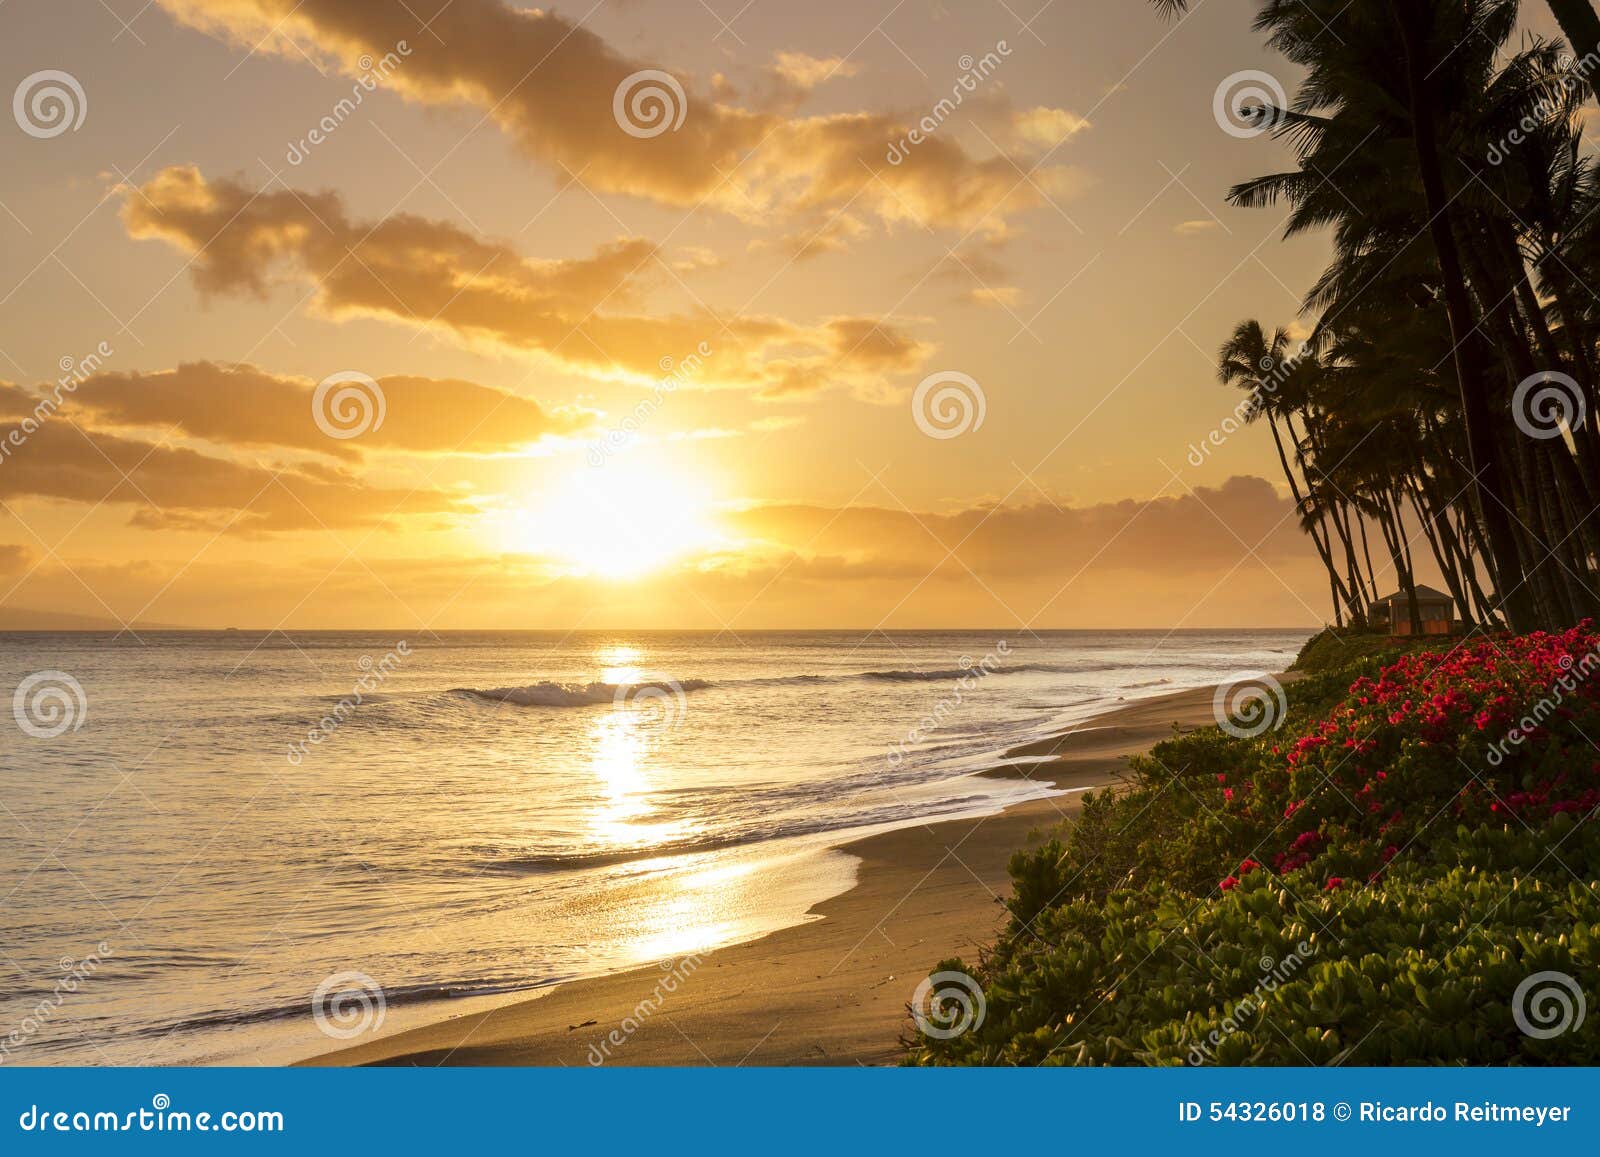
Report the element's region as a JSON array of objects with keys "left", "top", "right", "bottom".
[
  {"left": 1149, "top": 0, "right": 1600, "bottom": 629},
  {"left": 1154, "top": 0, "right": 1600, "bottom": 78}
]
